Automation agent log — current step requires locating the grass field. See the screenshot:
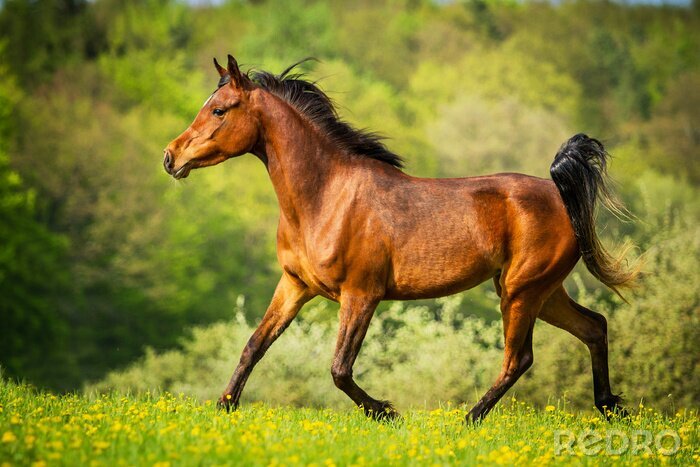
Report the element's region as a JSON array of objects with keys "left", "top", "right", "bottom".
[{"left": 0, "top": 381, "right": 697, "bottom": 466}]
